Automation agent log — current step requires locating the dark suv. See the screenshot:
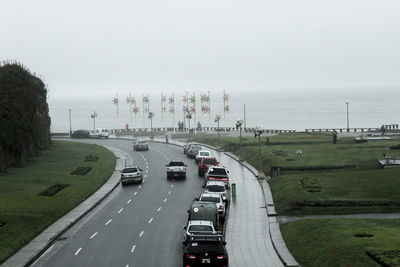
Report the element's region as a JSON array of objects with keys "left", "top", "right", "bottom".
[{"left": 183, "top": 234, "right": 228, "bottom": 267}]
